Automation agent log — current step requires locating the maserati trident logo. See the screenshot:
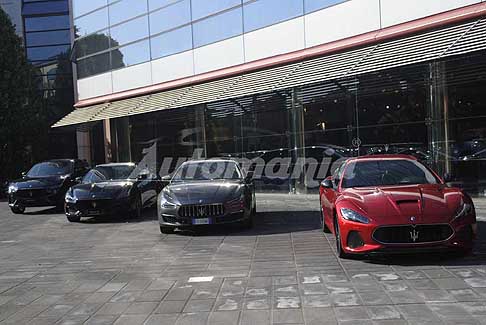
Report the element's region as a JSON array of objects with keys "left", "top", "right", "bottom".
[
  {"left": 410, "top": 216, "right": 416, "bottom": 222},
  {"left": 410, "top": 228, "right": 420, "bottom": 242},
  {"left": 92, "top": 202, "right": 97, "bottom": 208},
  {"left": 198, "top": 206, "right": 205, "bottom": 217}
]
